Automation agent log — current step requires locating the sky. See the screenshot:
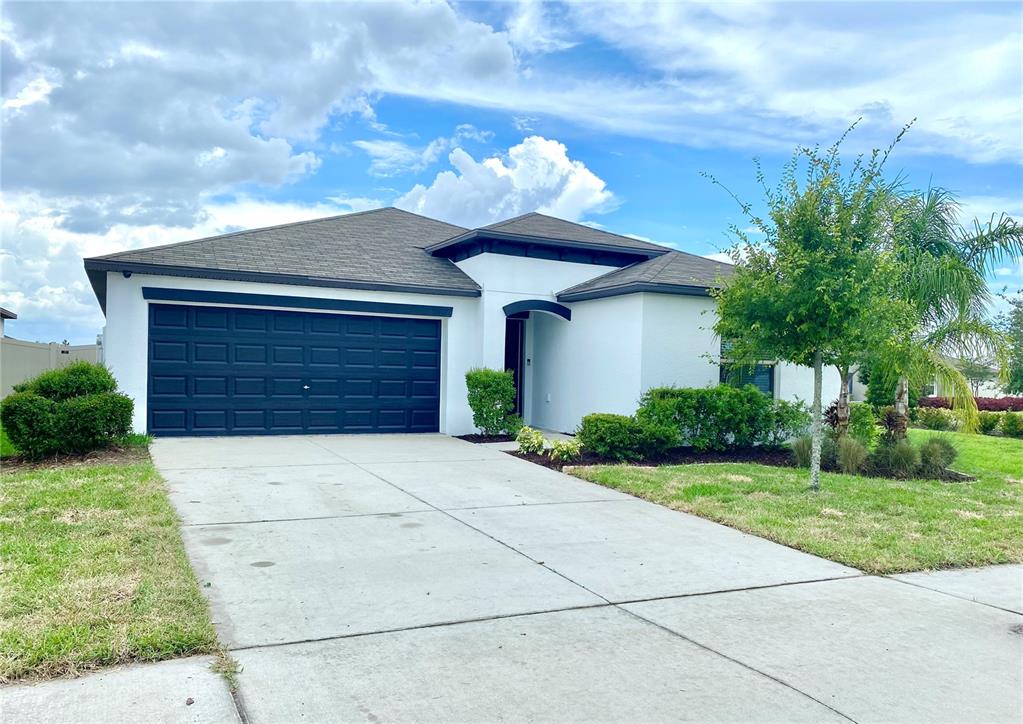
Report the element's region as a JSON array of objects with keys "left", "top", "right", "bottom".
[{"left": 2, "top": 0, "right": 1021, "bottom": 344}]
